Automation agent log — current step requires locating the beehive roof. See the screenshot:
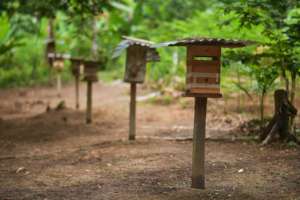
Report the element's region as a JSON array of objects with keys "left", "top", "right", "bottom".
[
  {"left": 112, "top": 36, "right": 155, "bottom": 58},
  {"left": 154, "top": 37, "right": 255, "bottom": 48}
]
